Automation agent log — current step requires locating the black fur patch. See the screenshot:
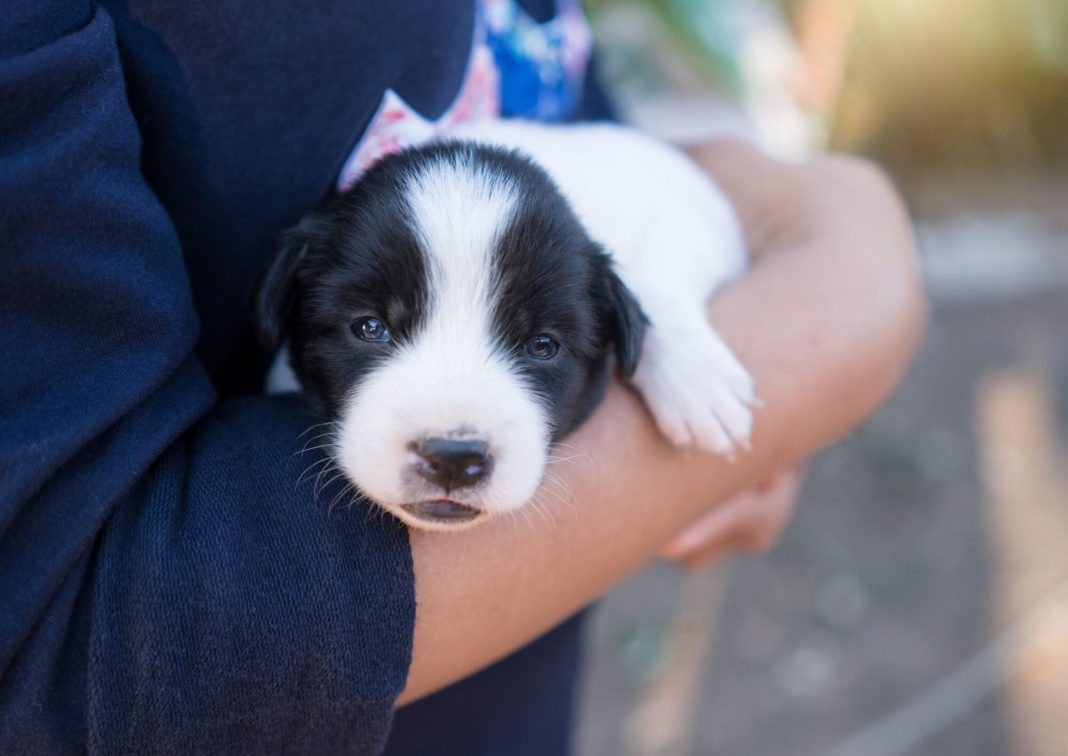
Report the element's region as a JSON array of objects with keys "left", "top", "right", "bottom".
[
  {"left": 481, "top": 145, "right": 646, "bottom": 439},
  {"left": 254, "top": 151, "right": 433, "bottom": 416}
]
